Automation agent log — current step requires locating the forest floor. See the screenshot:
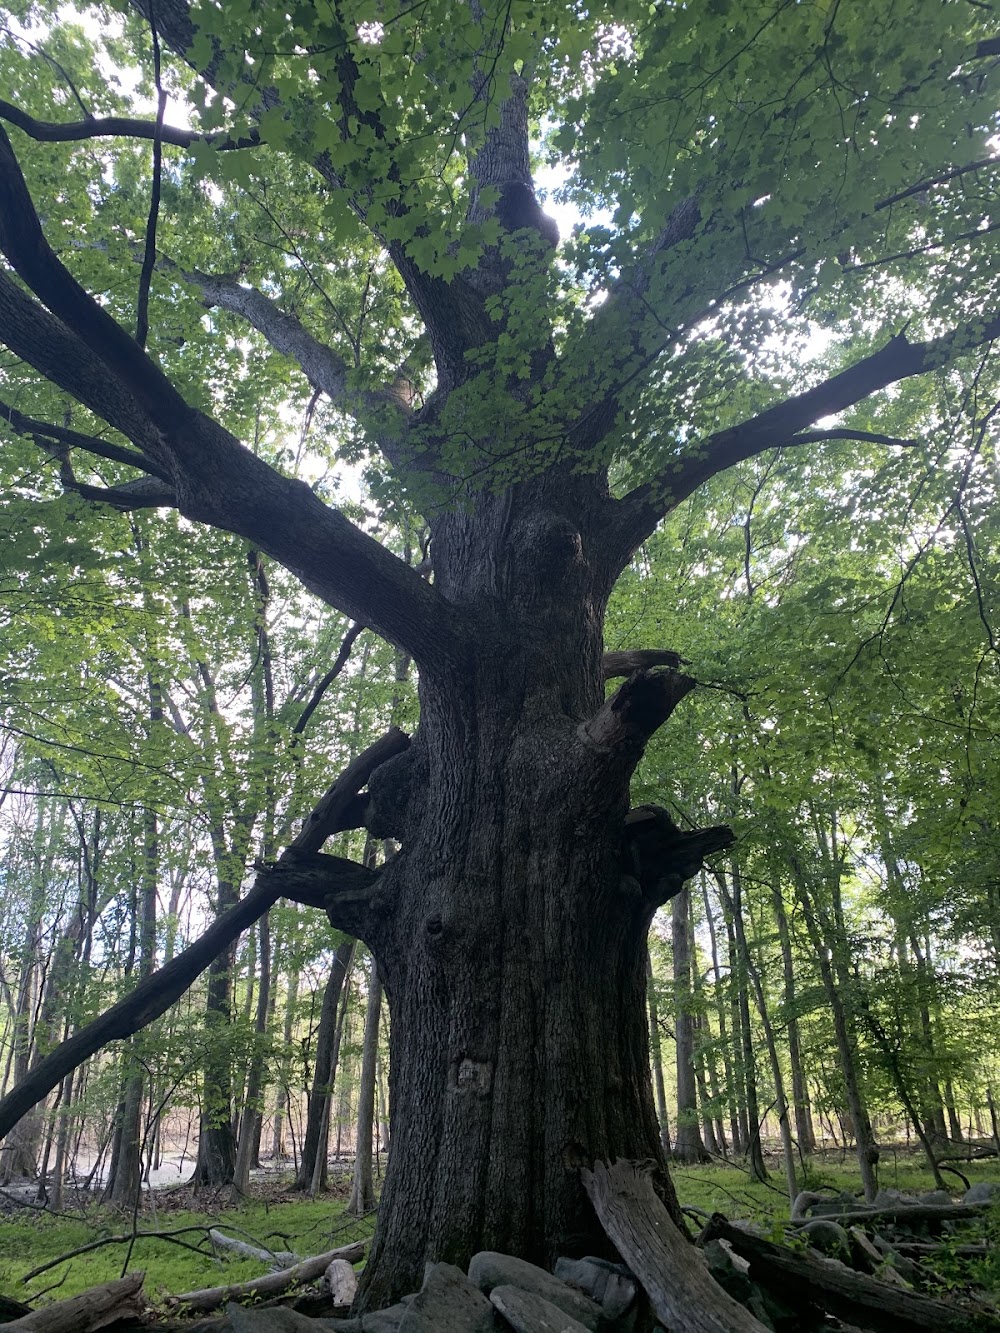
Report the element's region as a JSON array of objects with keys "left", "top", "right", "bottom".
[{"left": 0, "top": 1147, "right": 998, "bottom": 1311}]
